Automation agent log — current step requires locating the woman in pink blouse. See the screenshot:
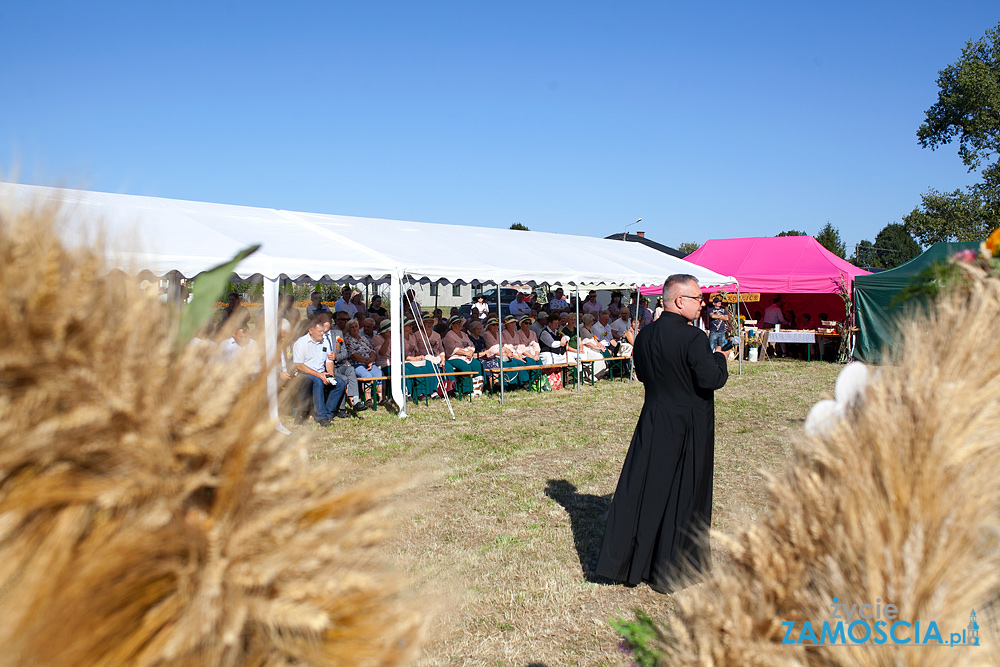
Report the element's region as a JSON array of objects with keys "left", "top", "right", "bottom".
[{"left": 443, "top": 315, "right": 479, "bottom": 393}]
